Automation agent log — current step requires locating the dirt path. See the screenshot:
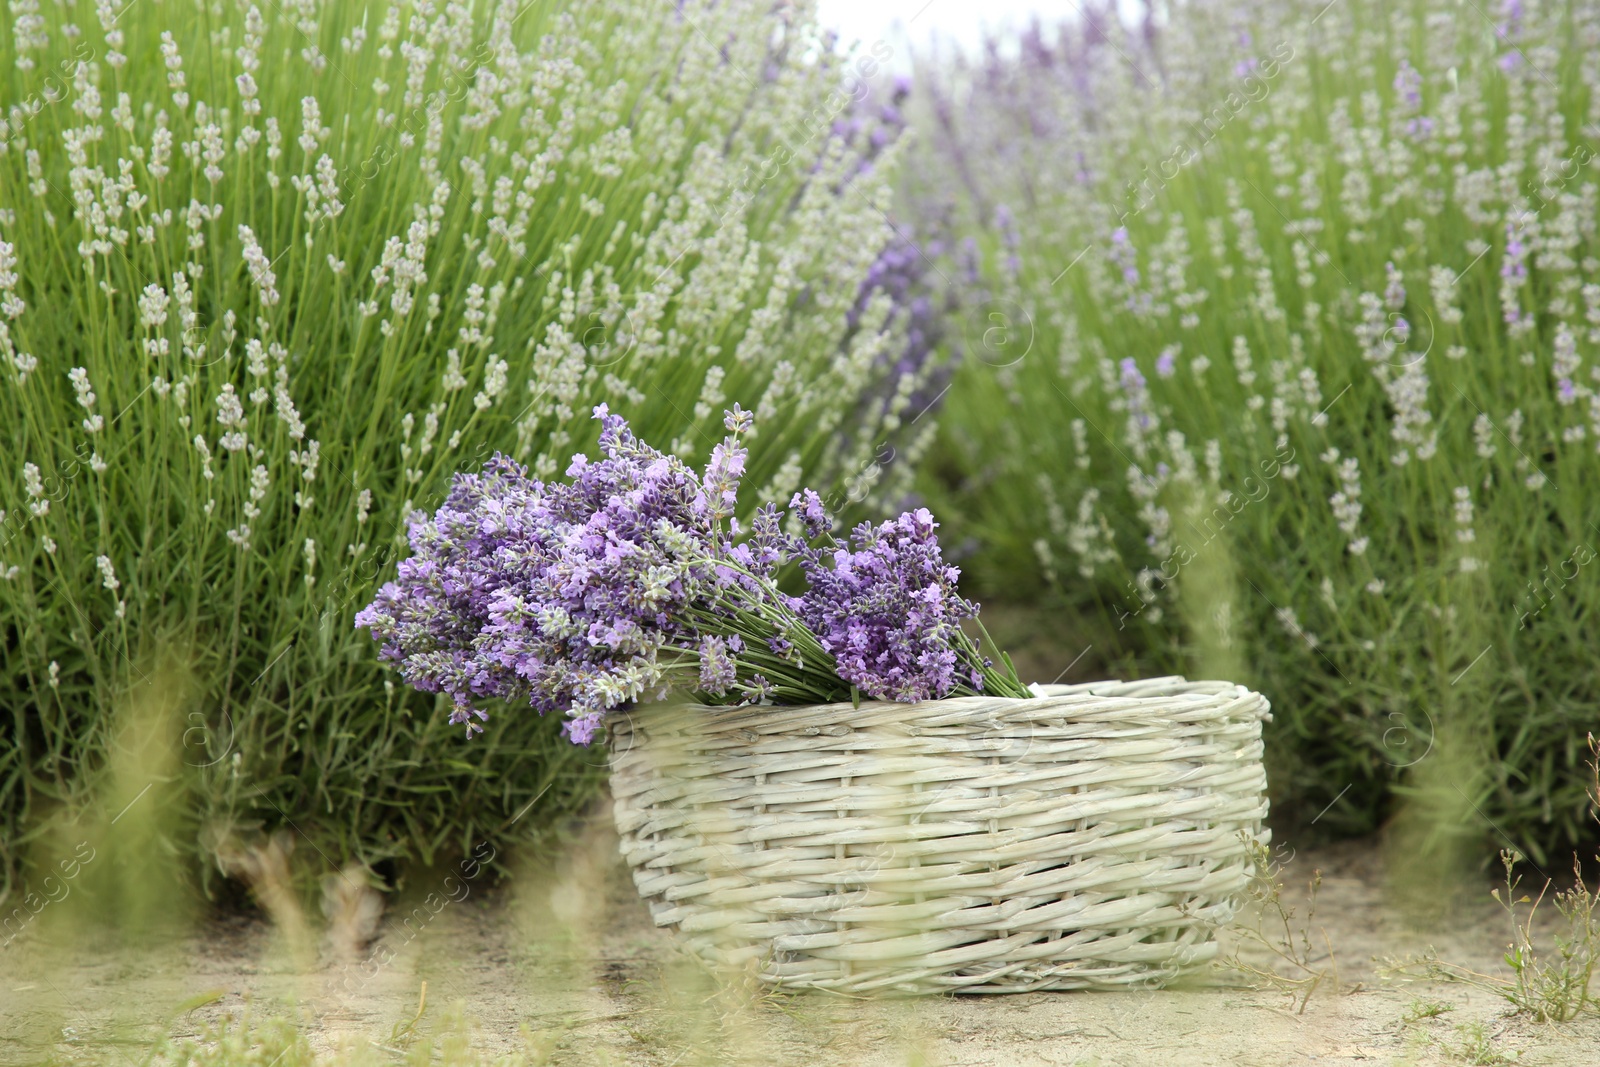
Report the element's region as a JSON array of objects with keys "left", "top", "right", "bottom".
[{"left": 3, "top": 820, "right": 1595, "bottom": 1067}]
